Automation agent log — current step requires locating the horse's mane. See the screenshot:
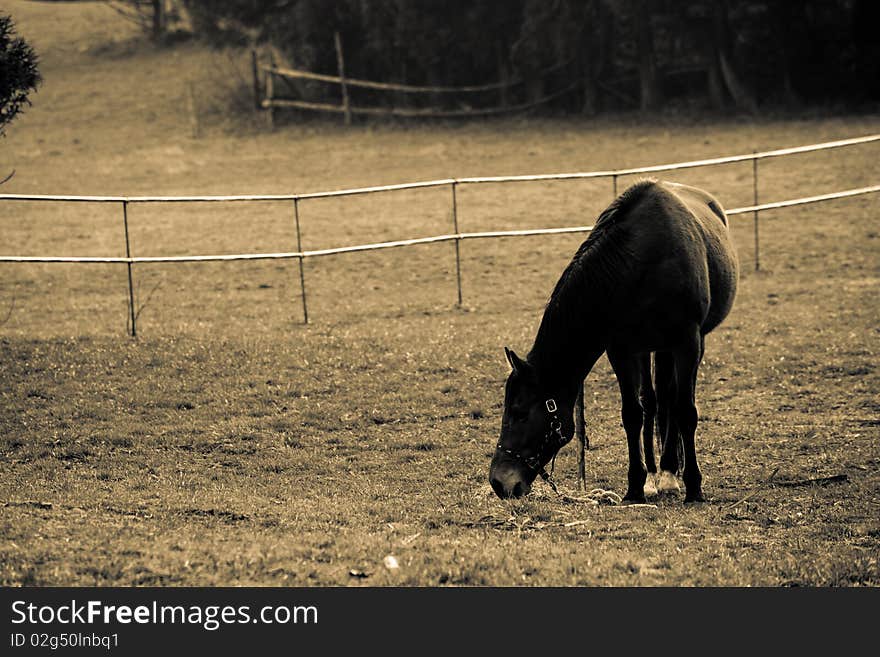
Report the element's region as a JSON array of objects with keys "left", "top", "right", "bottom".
[
  {"left": 528, "top": 179, "right": 658, "bottom": 367},
  {"left": 549, "top": 179, "right": 656, "bottom": 308}
]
